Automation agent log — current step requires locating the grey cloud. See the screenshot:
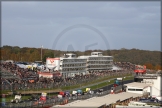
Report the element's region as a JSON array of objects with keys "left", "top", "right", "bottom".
[{"left": 2, "top": 1, "right": 161, "bottom": 51}]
